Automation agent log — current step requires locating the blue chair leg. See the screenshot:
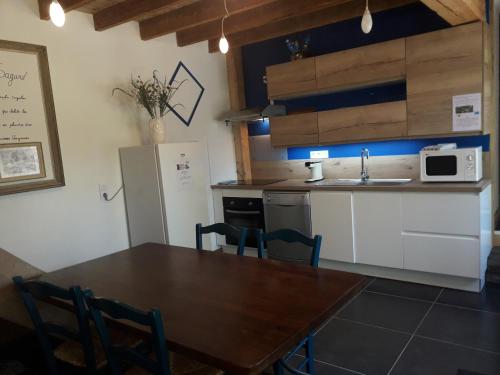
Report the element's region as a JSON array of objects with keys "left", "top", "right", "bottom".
[
  {"left": 273, "top": 361, "right": 284, "bottom": 375},
  {"left": 305, "top": 334, "right": 315, "bottom": 375}
]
